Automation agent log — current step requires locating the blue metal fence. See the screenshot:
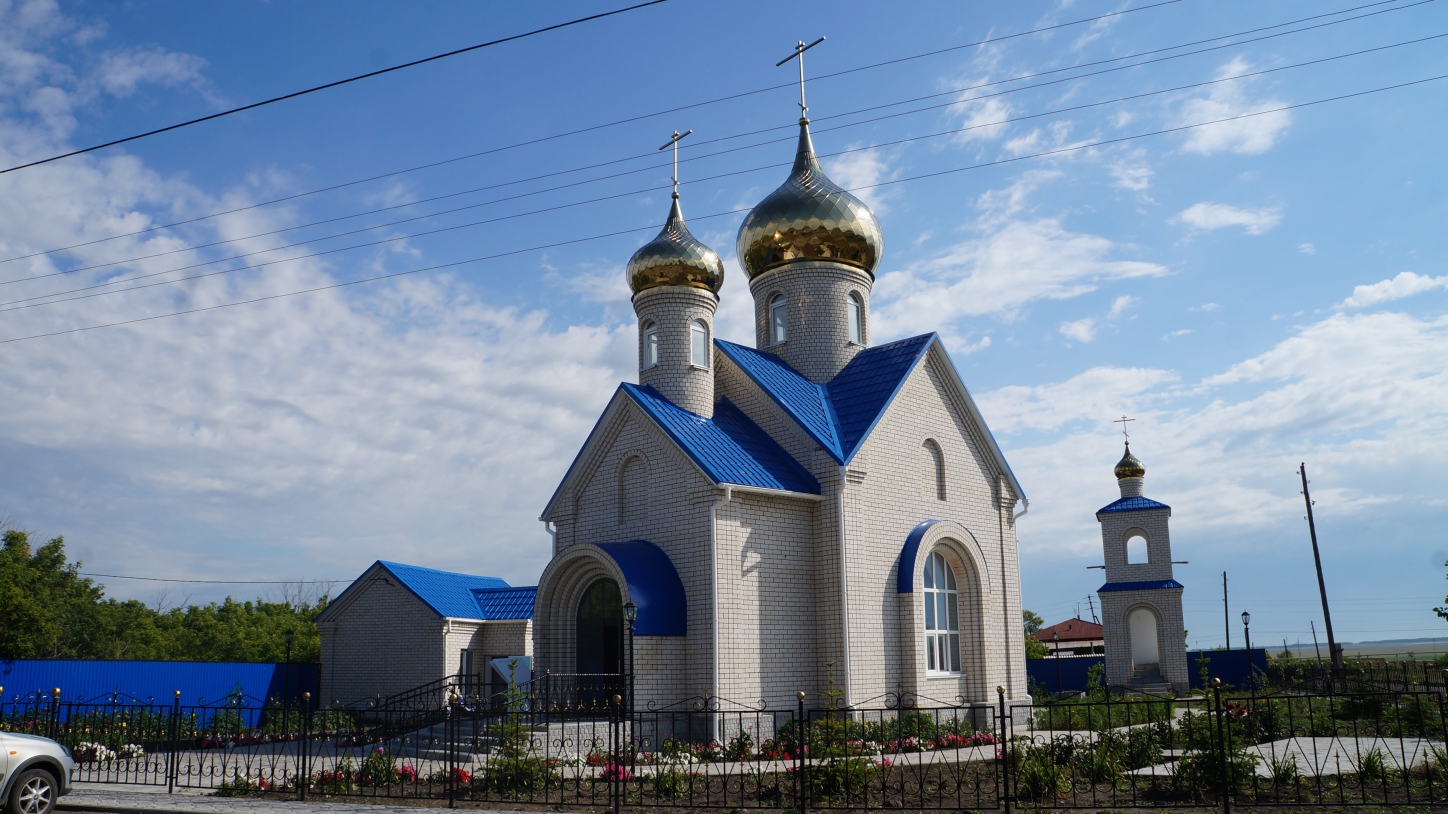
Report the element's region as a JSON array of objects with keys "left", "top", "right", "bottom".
[
  {"left": 1025, "top": 648, "right": 1268, "bottom": 694},
  {"left": 0, "top": 659, "right": 318, "bottom": 705}
]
